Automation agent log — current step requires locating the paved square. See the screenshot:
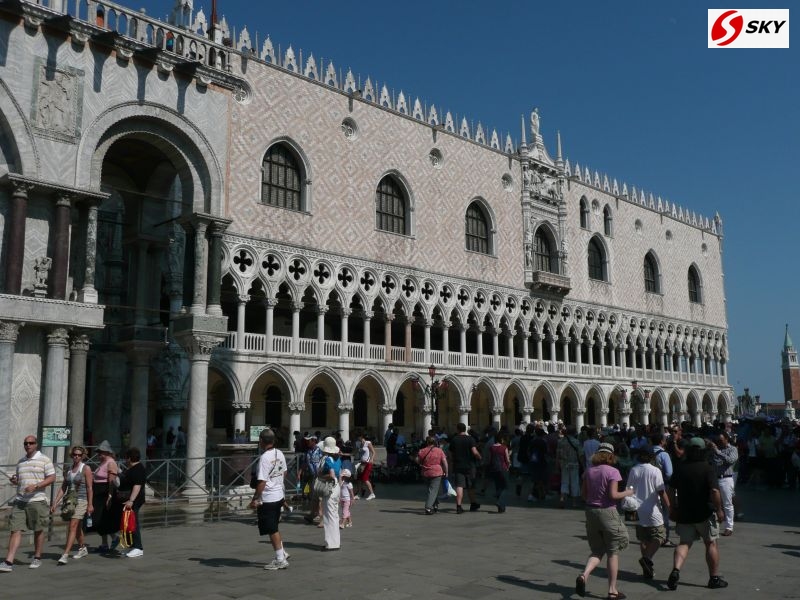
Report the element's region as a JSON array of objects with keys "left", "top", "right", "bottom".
[{"left": 1, "top": 485, "right": 798, "bottom": 599}]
